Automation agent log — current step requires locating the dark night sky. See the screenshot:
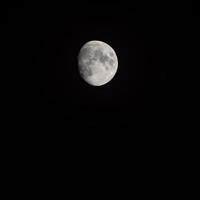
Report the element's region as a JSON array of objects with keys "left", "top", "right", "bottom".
[
  {"left": 4, "top": 2, "right": 197, "bottom": 188},
  {"left": 7, "top": 1, "right": 175, "bottom": 137}
]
